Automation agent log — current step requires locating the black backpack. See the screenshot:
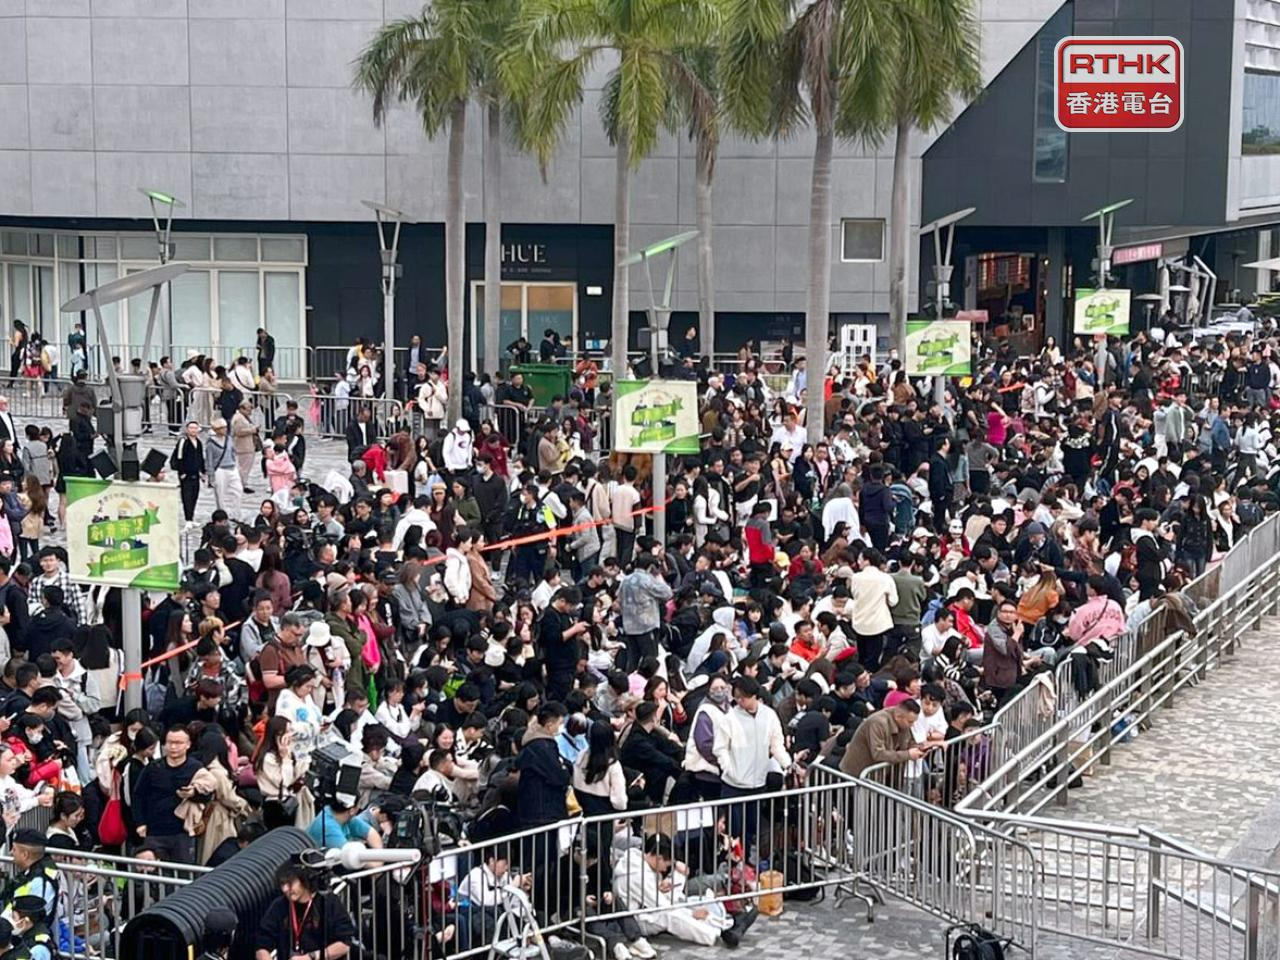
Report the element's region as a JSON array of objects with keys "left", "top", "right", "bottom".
[{"left": 950, "top": 924, "right": 1009, "bottom": 960}]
